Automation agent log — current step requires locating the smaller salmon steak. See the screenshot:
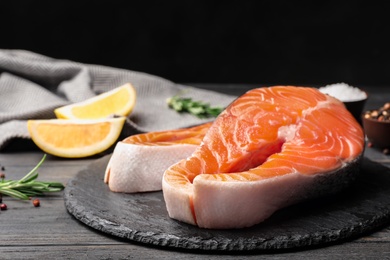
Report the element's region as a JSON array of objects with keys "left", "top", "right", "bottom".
[
  {"left": 162, "top": 86, "right": 364, "bottom": 229},
  {"left": 105, "top": 123, "right": 211, "bottom": 193}
]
